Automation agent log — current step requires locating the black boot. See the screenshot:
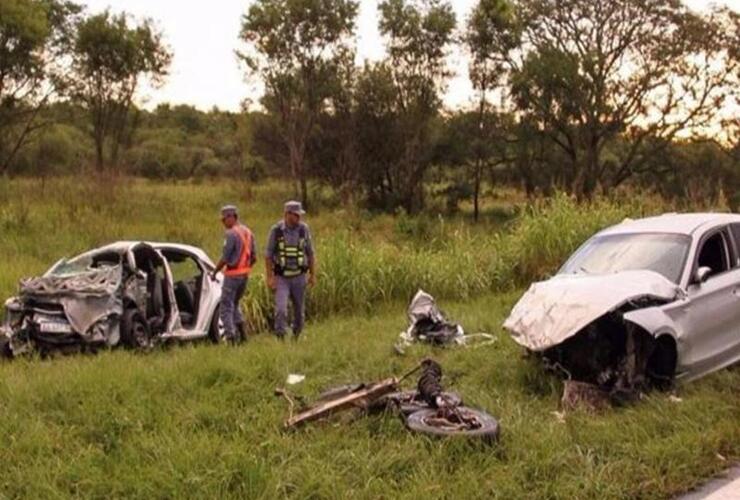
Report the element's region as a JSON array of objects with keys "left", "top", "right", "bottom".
[{"left": 236, "top": 322, "right": 247, "bottom": 343}]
